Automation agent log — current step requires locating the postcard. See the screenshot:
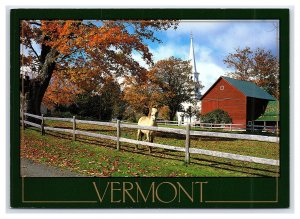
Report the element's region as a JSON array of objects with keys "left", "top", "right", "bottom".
[{"left": 10, "top": 8, "right": 289, "bottom": 208}]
